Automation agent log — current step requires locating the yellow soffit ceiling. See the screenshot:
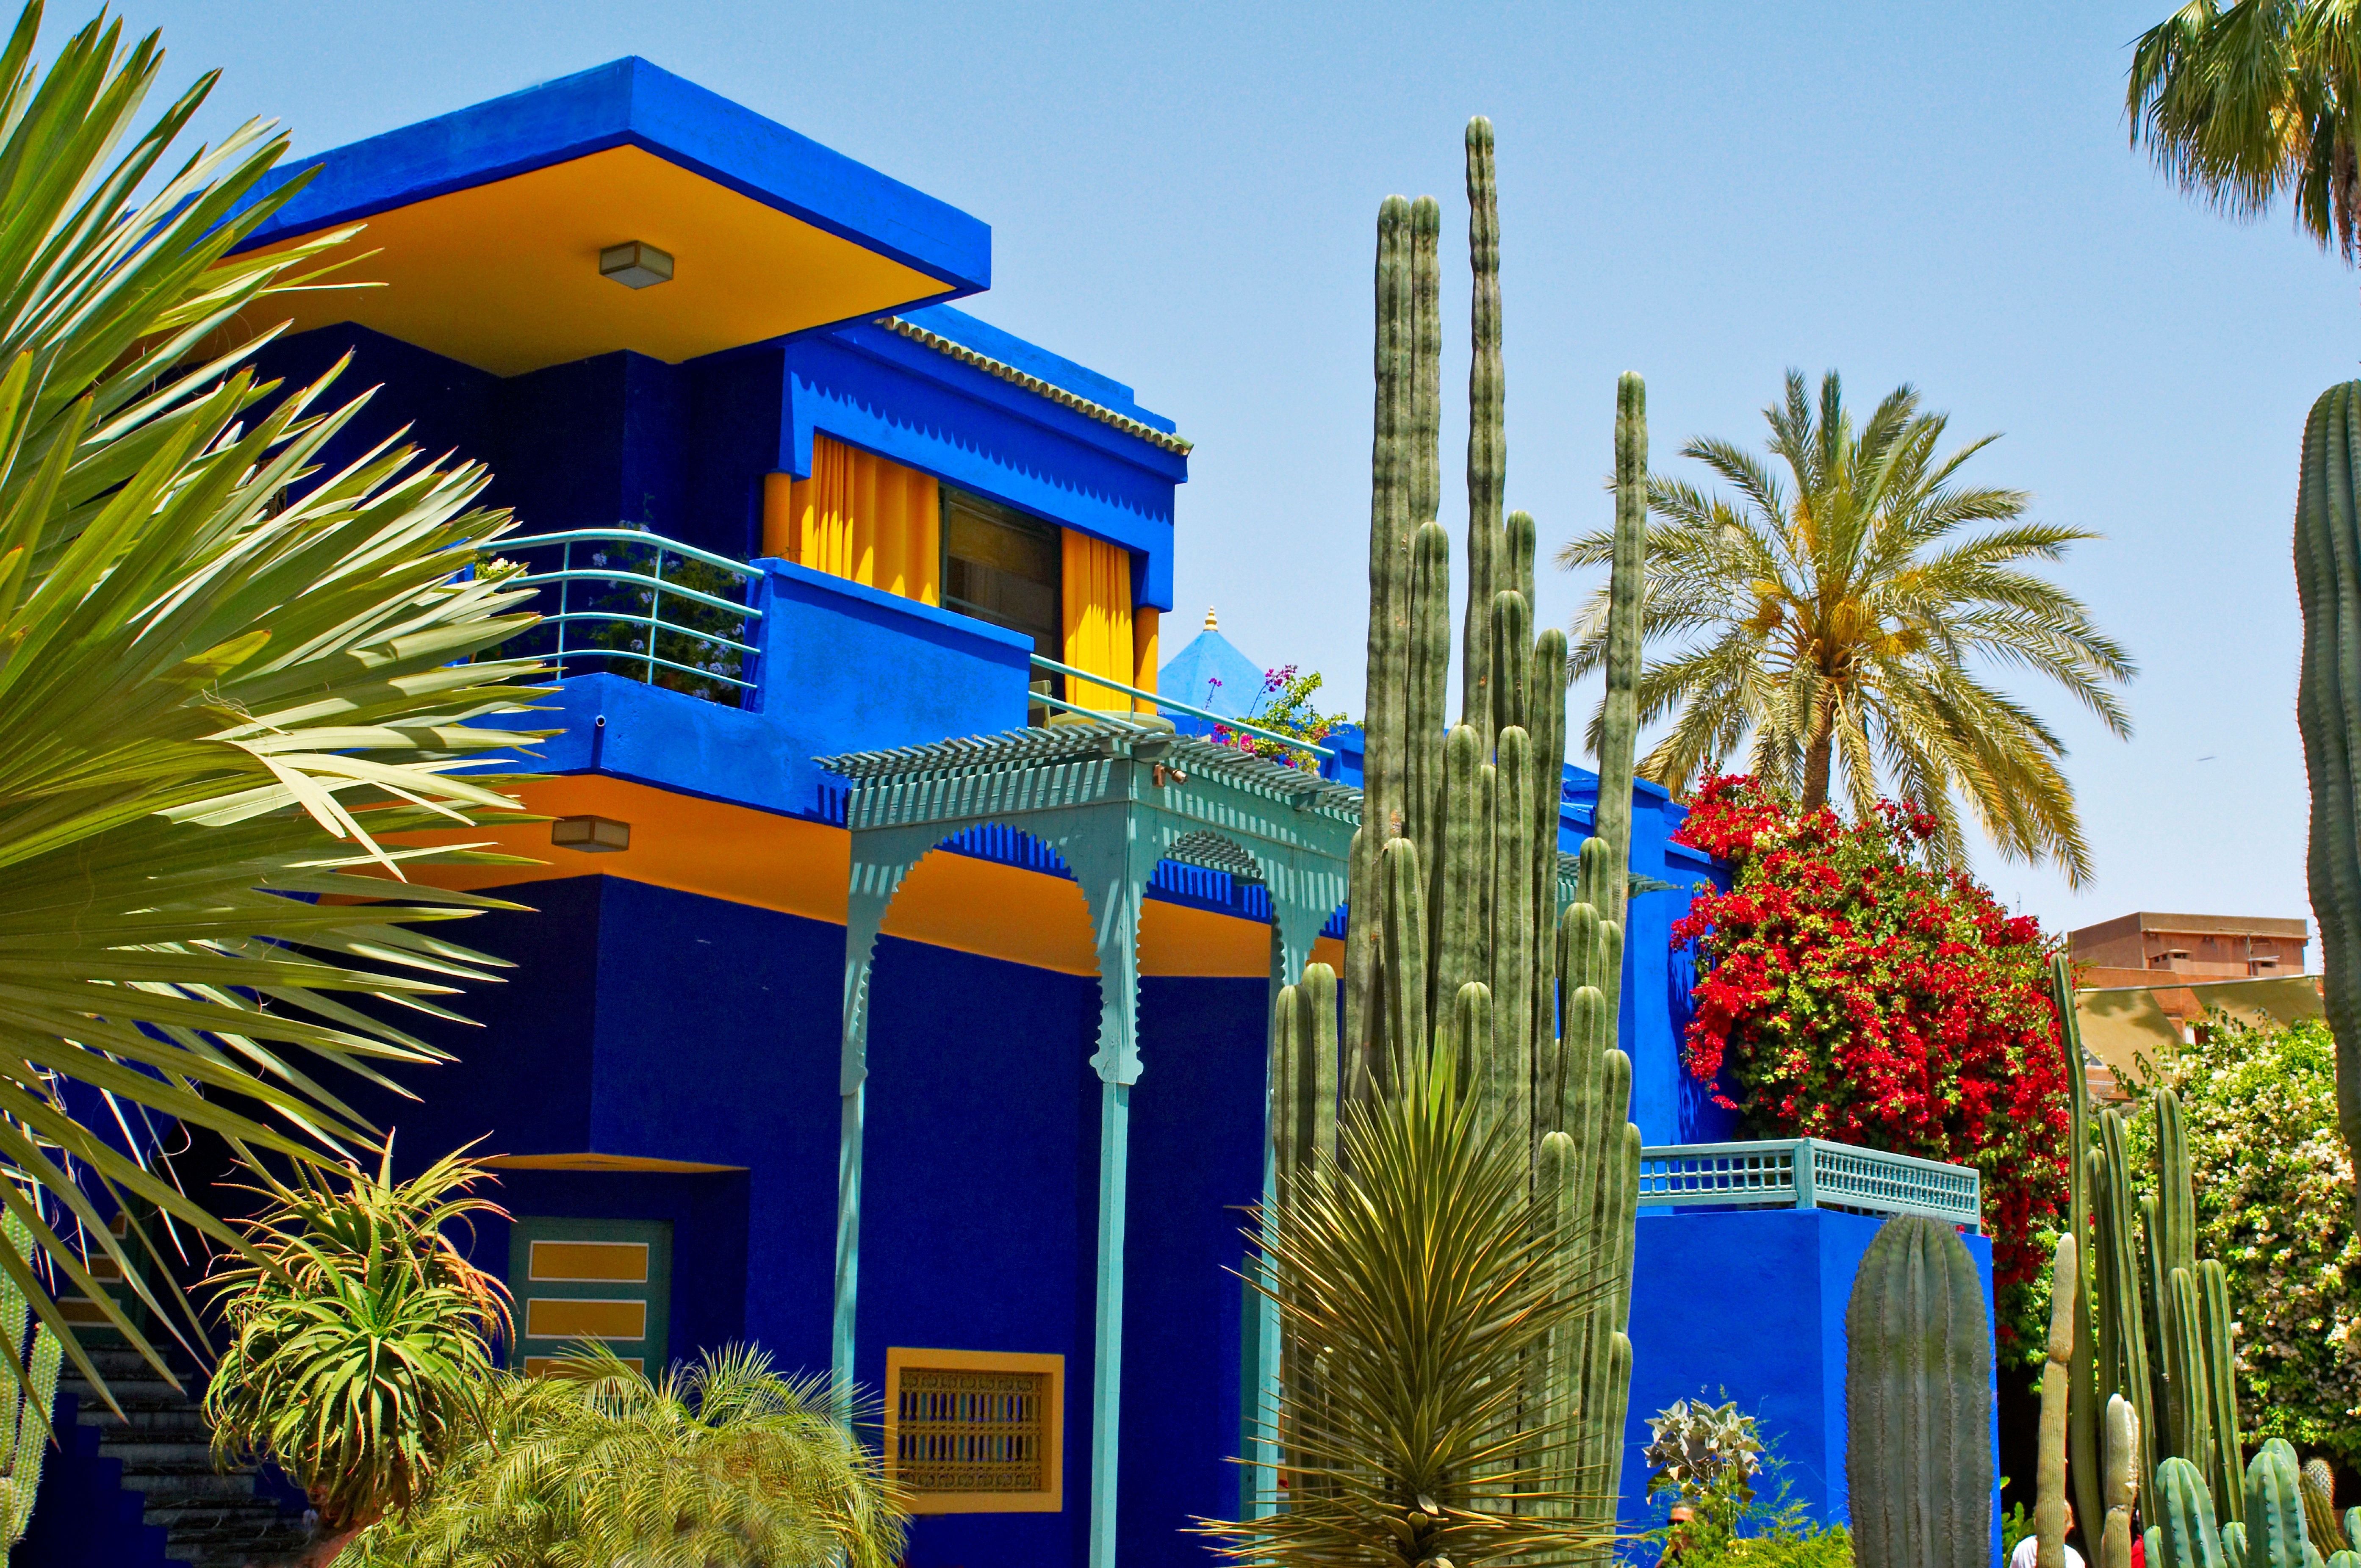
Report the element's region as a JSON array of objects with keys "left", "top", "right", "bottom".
[{"left": 231, "top": 145, "right": 950, "bottom": 377}]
